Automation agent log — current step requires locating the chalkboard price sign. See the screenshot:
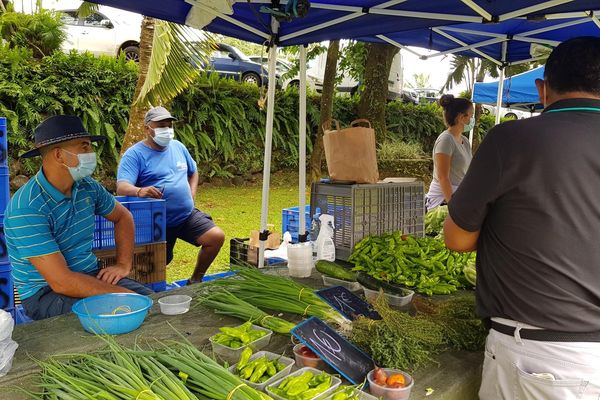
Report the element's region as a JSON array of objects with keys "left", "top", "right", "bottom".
[
  {"left": 292, "top": 317, "right": 375, "bottom": 384},
  {"left": 316, "top": 286, "right": 381, "bottom": 320}
]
